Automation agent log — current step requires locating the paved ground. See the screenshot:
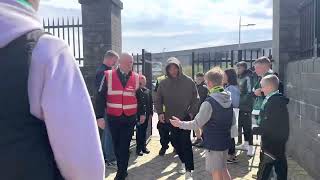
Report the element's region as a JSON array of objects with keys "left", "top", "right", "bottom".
[{"left": 105, "top": 115, "right": 314, "bottom": 180}]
